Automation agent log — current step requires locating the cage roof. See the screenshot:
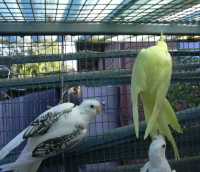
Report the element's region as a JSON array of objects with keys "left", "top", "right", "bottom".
[{"left": 0, "top": 0, "right": 199, "bottom": 24}]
